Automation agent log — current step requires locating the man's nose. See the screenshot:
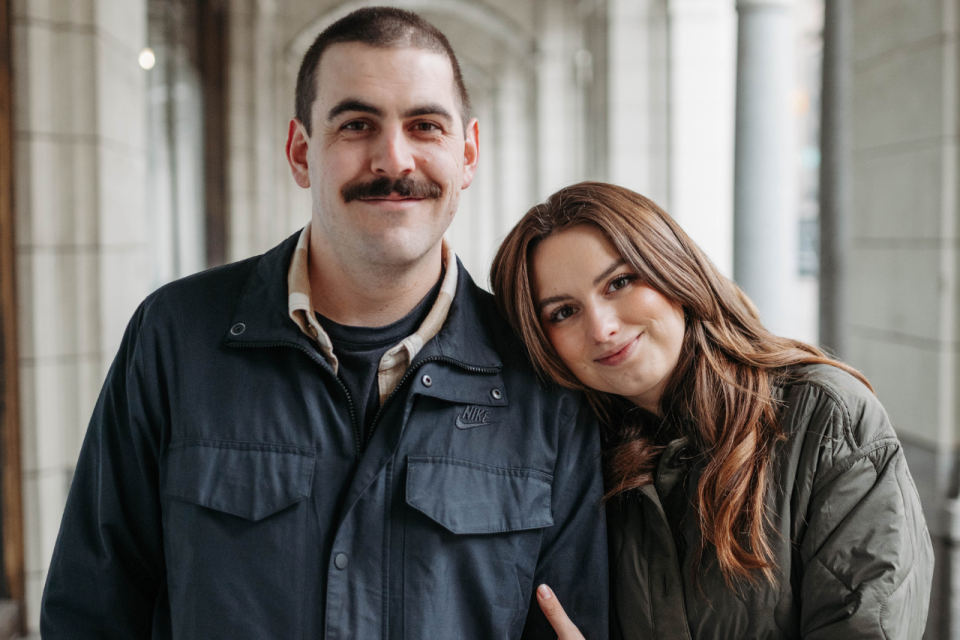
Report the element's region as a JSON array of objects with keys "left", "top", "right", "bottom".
[
  {"left": 371, "top": 126, "right": 415, "bottom": 177},
  {"left": 586, "top": 303, "right": 619, "bottom": 343}
]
